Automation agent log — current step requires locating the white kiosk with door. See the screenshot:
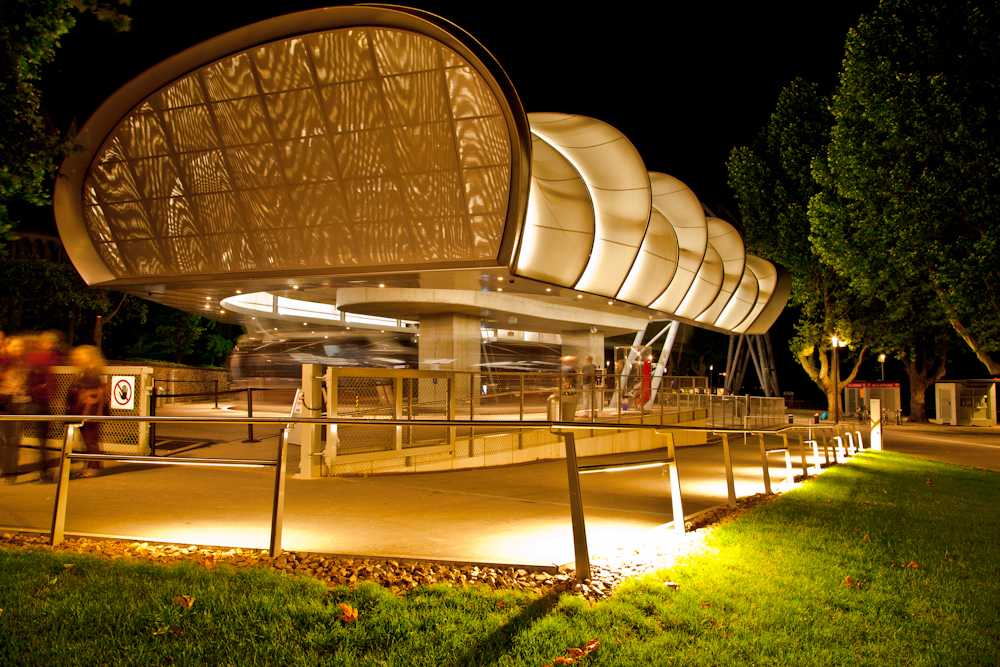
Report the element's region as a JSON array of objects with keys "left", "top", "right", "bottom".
[{"left": 934, "top": 381, "right": 997, "bottom": 426}]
